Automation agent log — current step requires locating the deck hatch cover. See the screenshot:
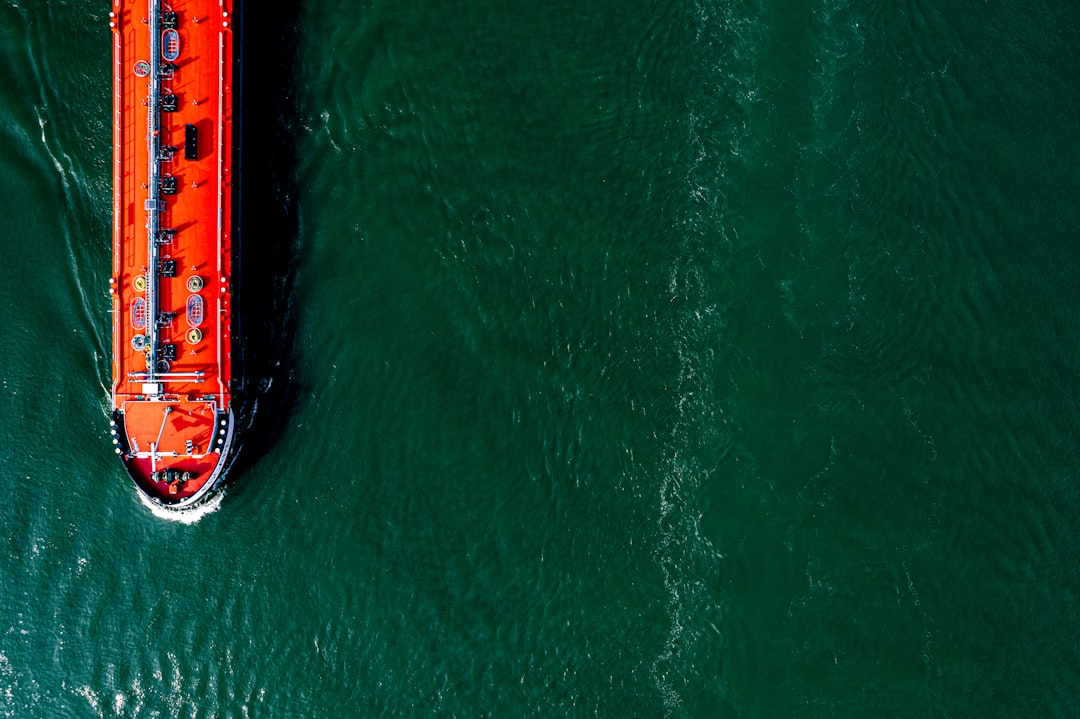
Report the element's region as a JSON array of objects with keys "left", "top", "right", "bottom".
[{"left": 184, "top": 124, "right": 198, "bottom": 160}]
